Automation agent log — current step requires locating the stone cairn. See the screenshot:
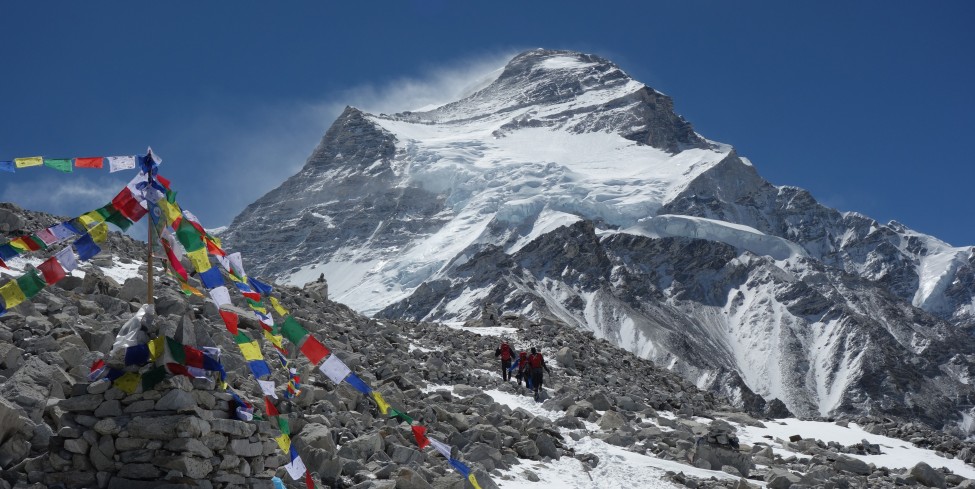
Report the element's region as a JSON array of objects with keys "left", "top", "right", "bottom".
[{"left": 33, "top": 373, "right": 279, "bottom": 489}]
